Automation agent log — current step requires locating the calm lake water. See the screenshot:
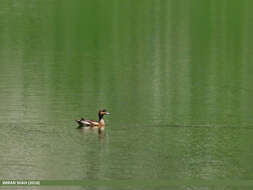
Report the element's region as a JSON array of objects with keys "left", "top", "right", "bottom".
[{"left": 0, "top": 0, "right": 253, "bottom": 189}]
